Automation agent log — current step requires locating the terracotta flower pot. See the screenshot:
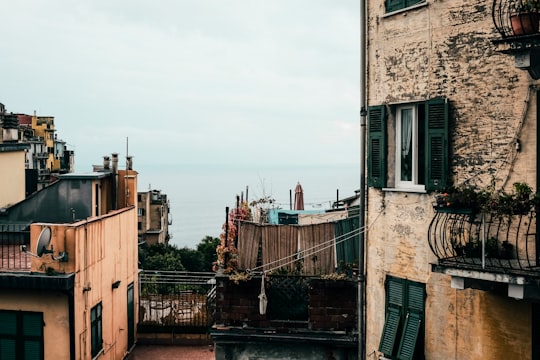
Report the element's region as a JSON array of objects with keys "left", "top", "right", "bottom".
[{"left": 511, "top": 12, "right": 540, "bottom": 35}]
